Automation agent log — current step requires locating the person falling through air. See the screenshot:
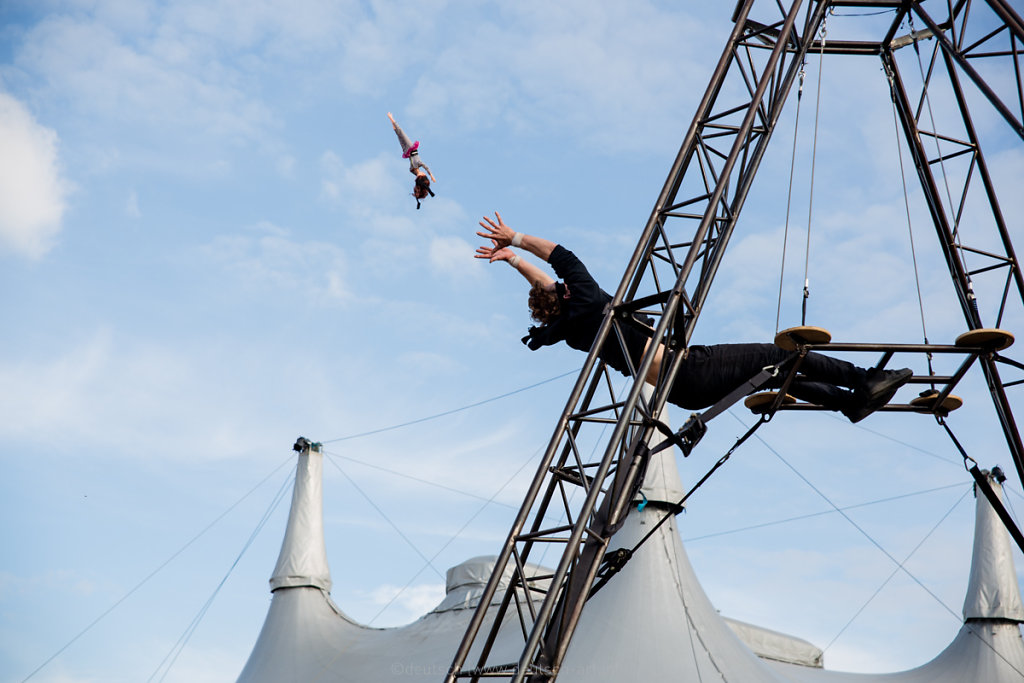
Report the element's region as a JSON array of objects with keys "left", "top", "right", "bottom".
[
  {"left": 388, "top": 112, "right": 436, "bottom": 209},
  {"left": 474, "top": 211, "right": 913, "bottom": 423}
]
